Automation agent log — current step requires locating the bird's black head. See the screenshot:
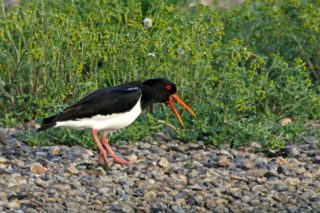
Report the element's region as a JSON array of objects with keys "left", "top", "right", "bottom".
[
  {"left": 142, "top": 78, "right": 177, "bottom": 103},
  {"left": 141, "top": 78, "right": 195, "bottom": 126}
]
